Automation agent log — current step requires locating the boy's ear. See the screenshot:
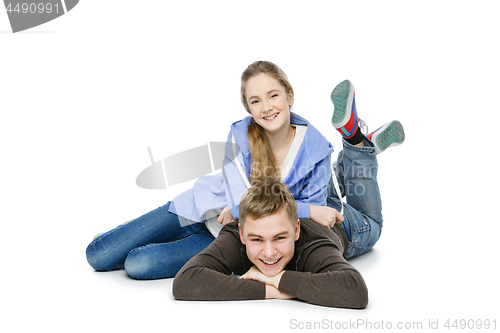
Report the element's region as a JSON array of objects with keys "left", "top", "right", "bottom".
[
  {"left": 294, "top": 219, "right": 300, "bottom": 241},
  {"left": 238, "top": 223, "right": 246, "bottom": 245}
]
